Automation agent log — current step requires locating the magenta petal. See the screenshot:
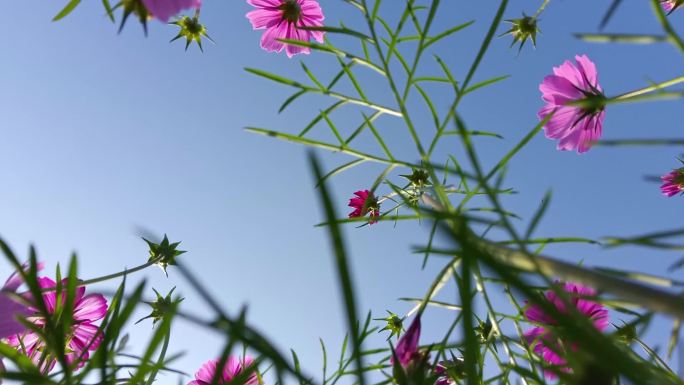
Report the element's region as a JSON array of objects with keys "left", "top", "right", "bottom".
[
  {"left": 246, "top": 9, "right": 282, "bottom": 29},
  {"left": 142, "top": 0, "right": 202, "bottom": 22},
  {"left": 73, "top": 294, "right": 108, "bottom": 322},
  {"left": 393, "top": 316, "right": 421, "bottom": 367},
  {"left": 3, "top": 262, "right": 44, "bottom": 291},
  {"left": 0, "top": 294, "right": 30, "bottom": 338}
]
